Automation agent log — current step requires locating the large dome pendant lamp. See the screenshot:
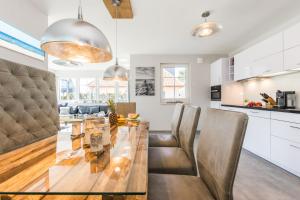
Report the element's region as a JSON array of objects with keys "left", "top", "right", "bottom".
[
  {"left": 192, "top": 11, "right": 222, "bottom": 37},
  {"left": 103, "top": 0, "right": 128, "bottom": 81},
  {"left": 41, "top": 0, "right": 112, "bottom": 63}
]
